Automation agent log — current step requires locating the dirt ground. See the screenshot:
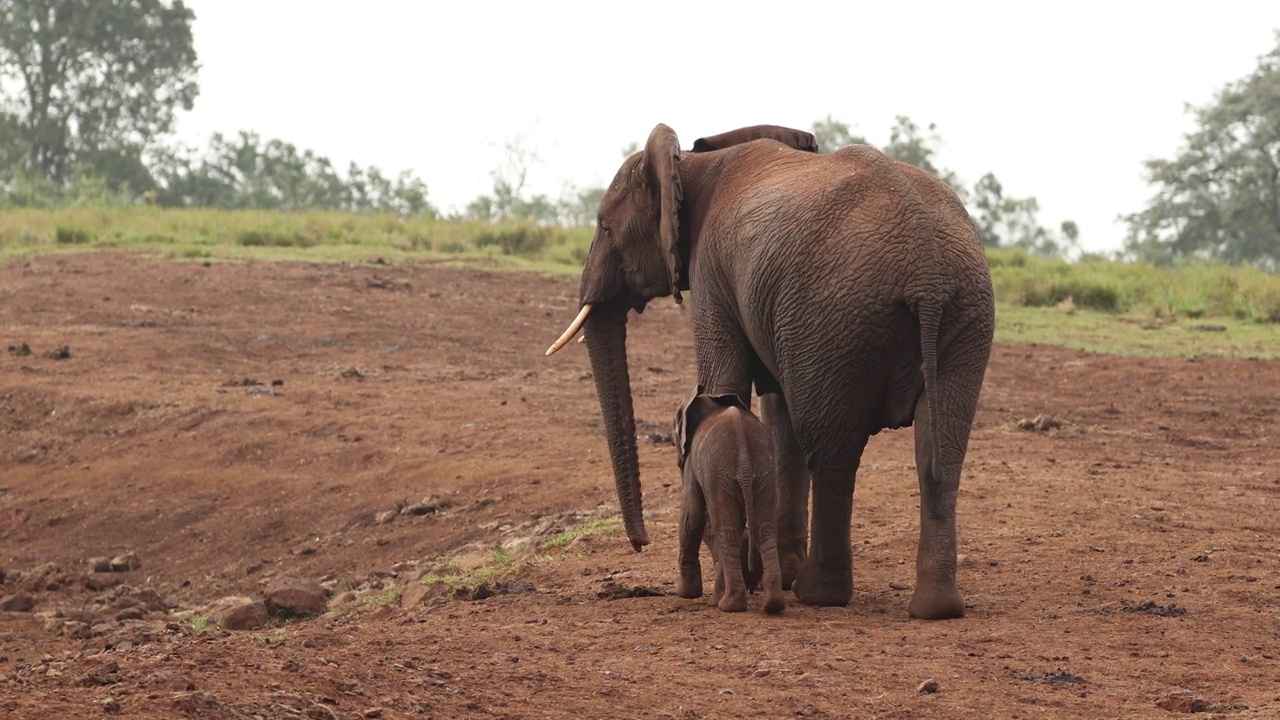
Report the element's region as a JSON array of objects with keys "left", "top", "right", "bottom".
[{"left": 0, "top": 252, "right": 1277, "bottom": 719}]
